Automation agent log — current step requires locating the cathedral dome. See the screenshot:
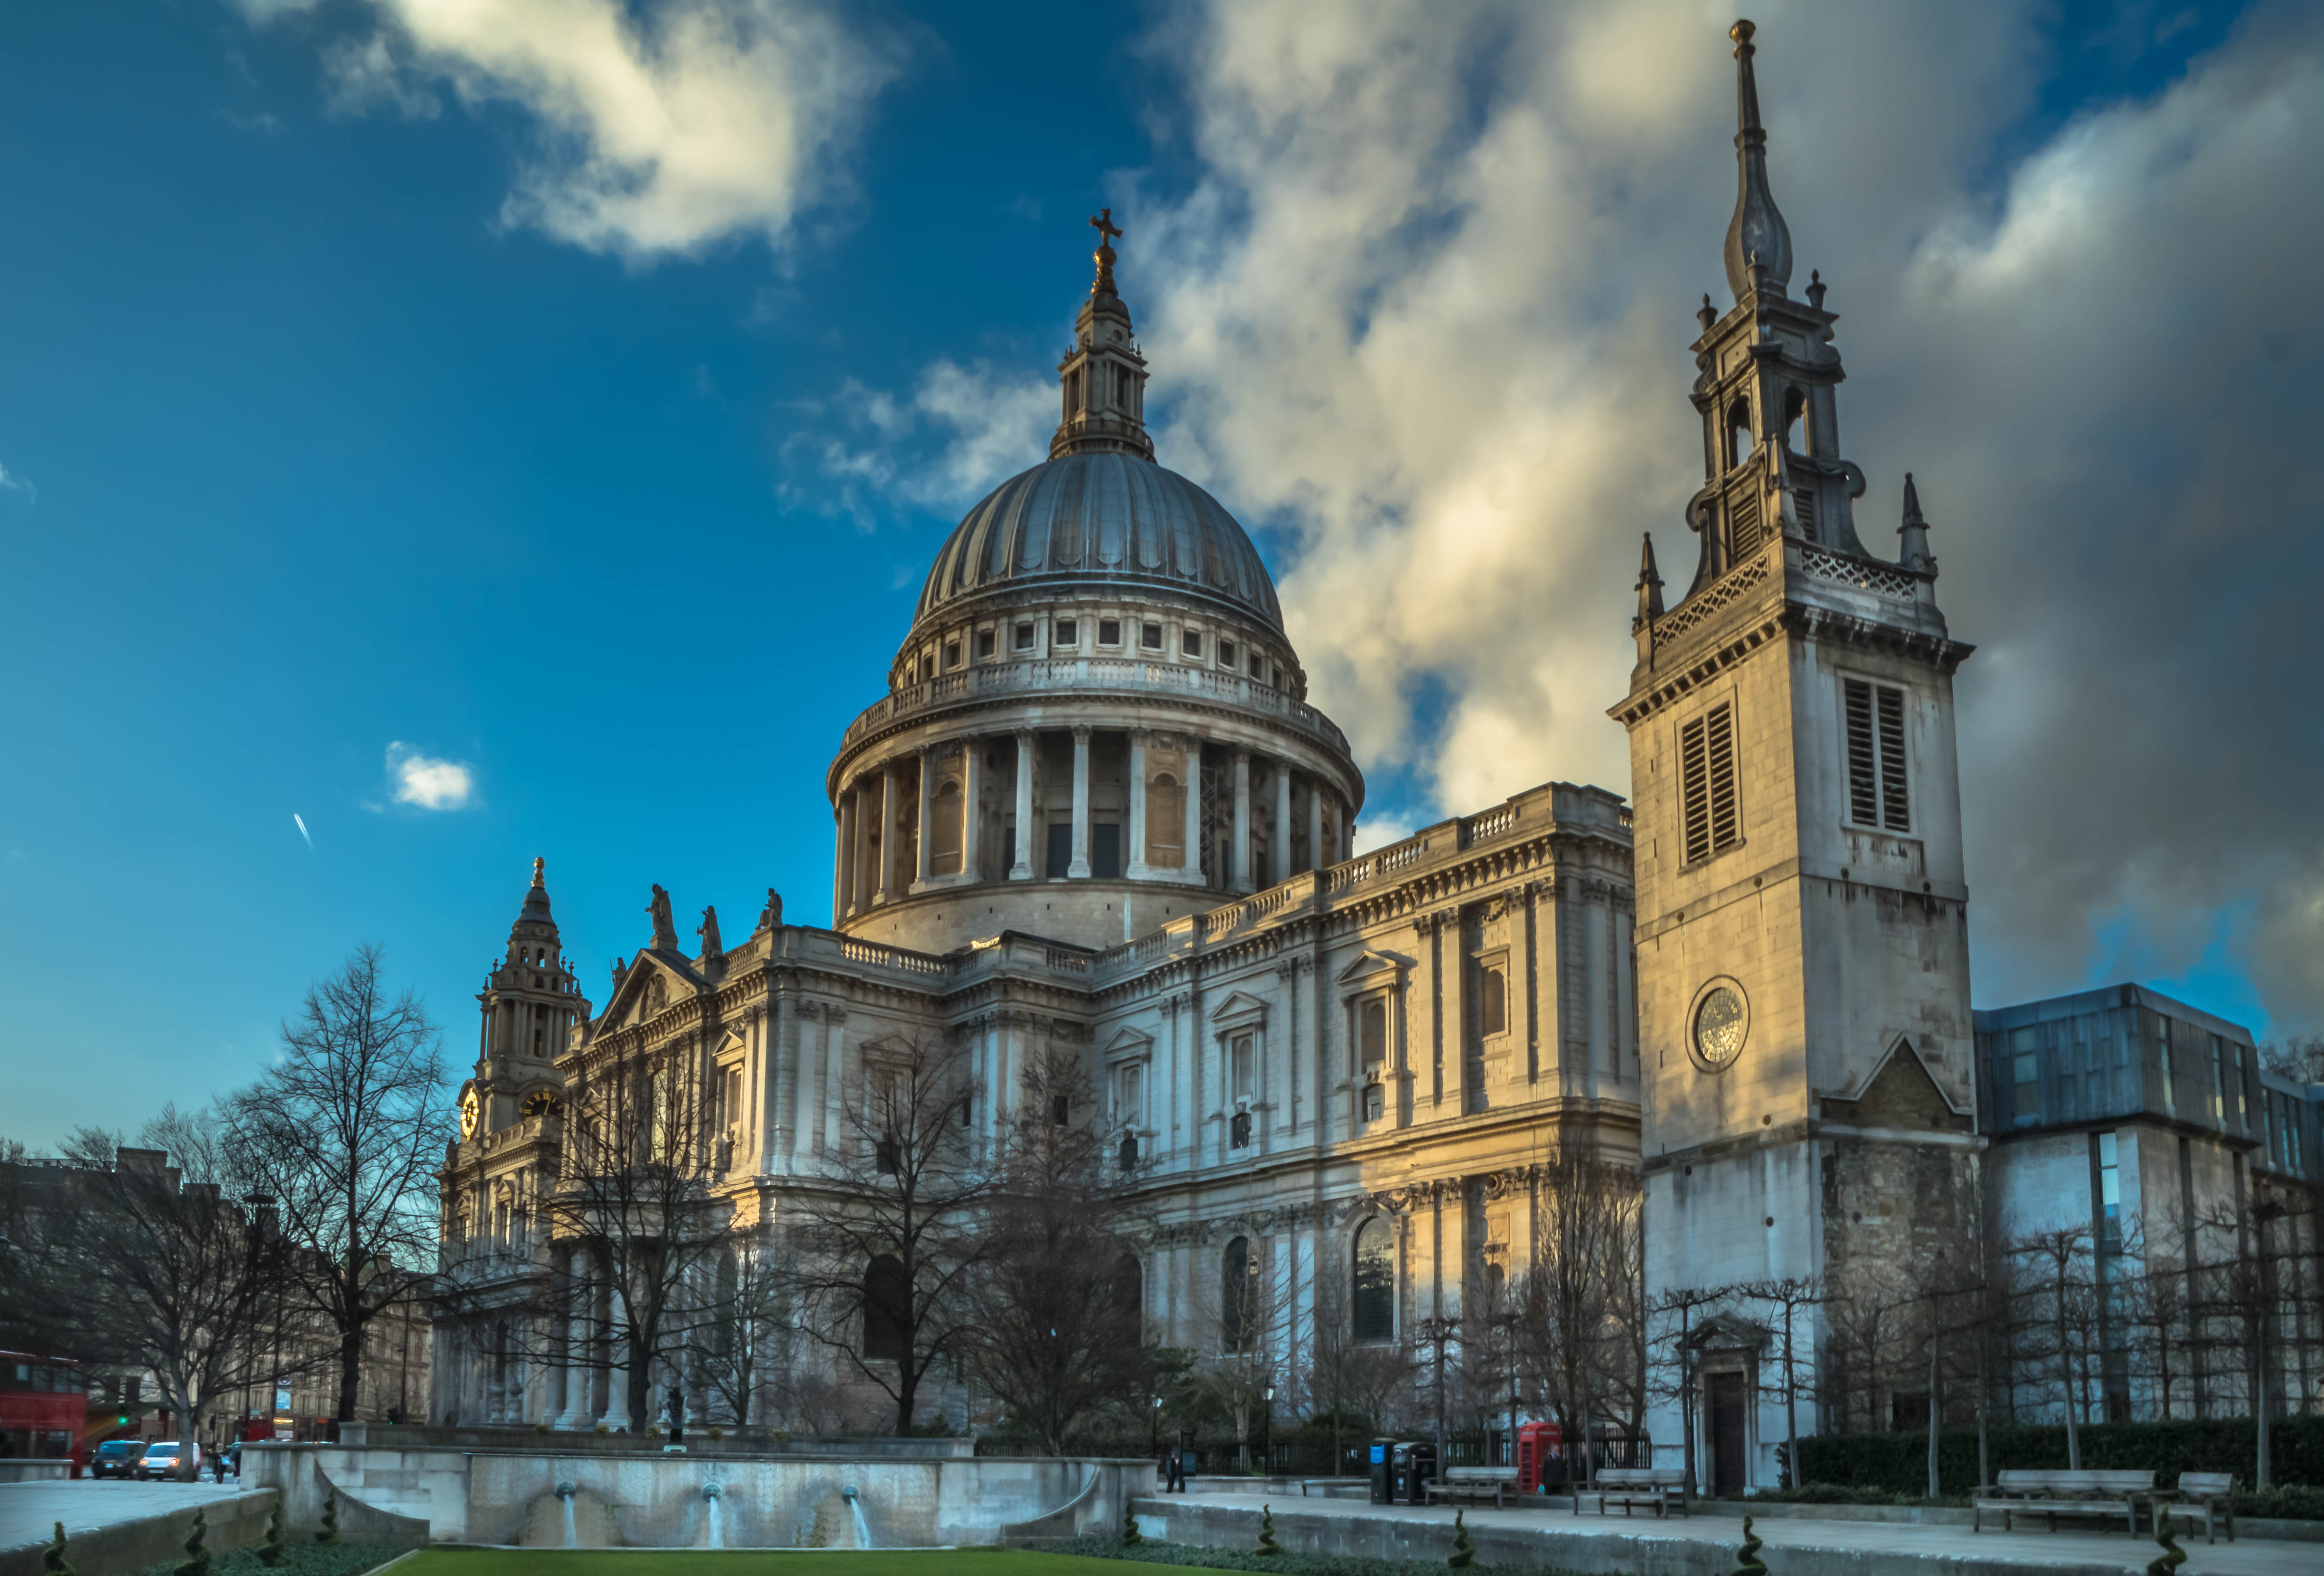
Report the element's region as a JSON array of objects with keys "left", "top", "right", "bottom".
[{"left": 915, "top": 452, "right": 1283, "bottom": 634}]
